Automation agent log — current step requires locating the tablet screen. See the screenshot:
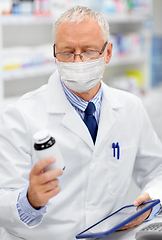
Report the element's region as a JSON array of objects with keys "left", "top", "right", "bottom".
[{"left": 81, "top": 201, "right": 152, "bottom": 235}]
